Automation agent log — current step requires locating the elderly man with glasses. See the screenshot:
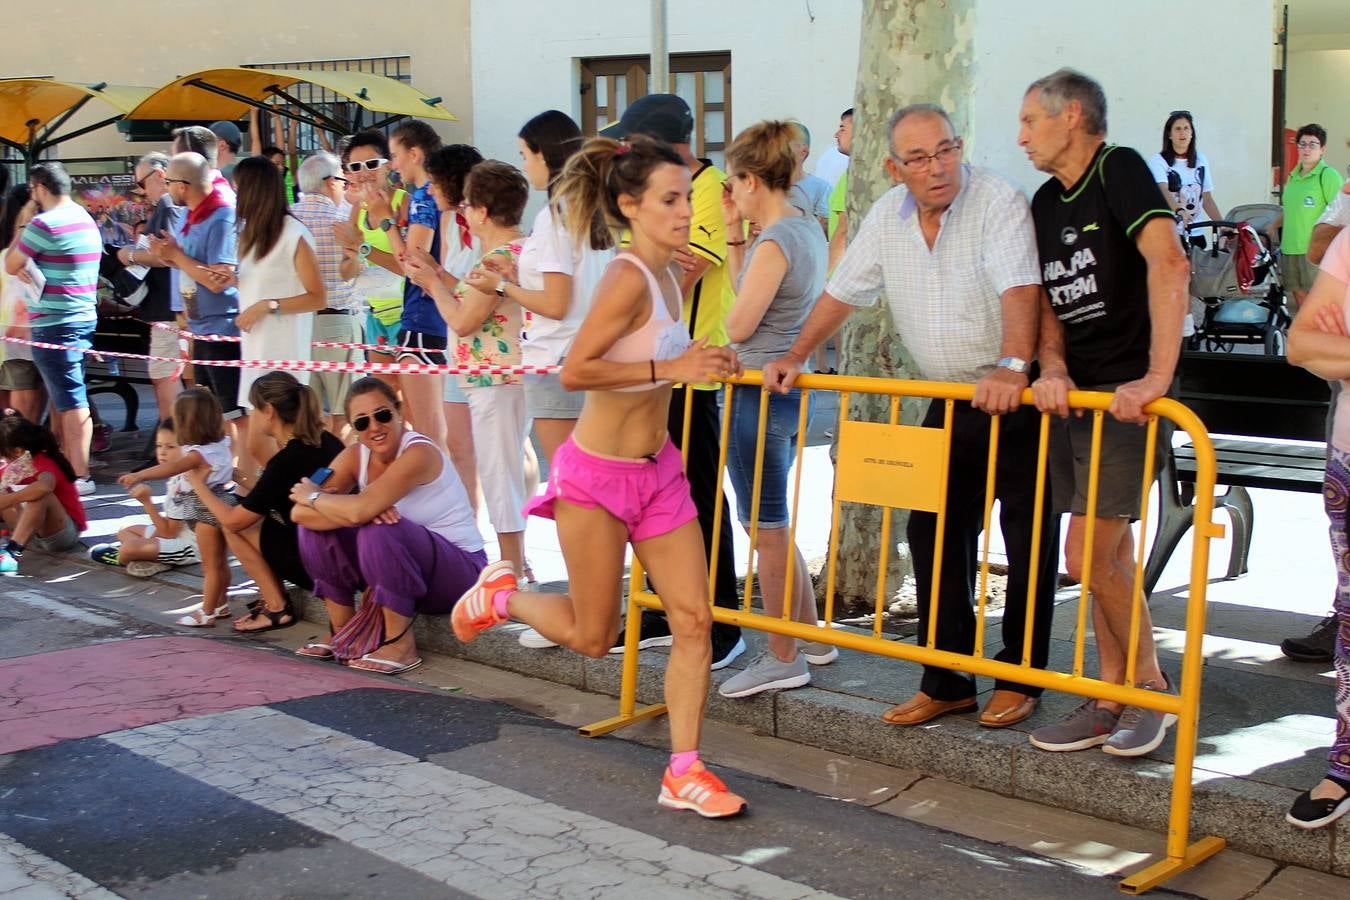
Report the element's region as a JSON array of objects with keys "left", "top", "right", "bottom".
[
  {"left": 763, "top": 102, "right": 1059, "bottom": 729},
  {"left": 292, "top": 152, "right": 363, "bottom": 437},
  {"left": 116, "top": 151, "right": 186, "bottom": 425}
]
